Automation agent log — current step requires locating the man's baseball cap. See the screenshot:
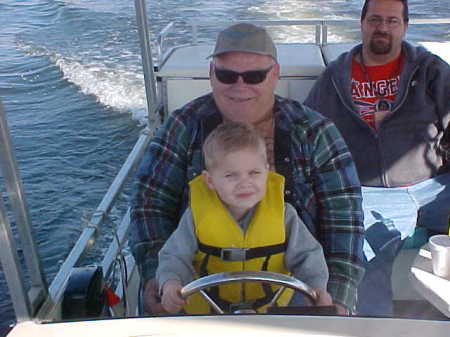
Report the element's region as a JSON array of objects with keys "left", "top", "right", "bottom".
[{"left": 208, "top": 23, "right": 277, "bottom": 61}]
